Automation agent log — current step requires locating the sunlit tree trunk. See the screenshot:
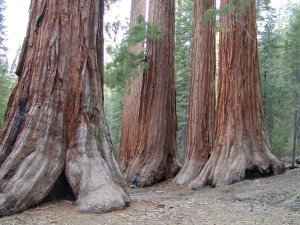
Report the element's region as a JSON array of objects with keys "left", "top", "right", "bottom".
[
  {"left": 190, "top": 0, "right": 285, "bottom": 189},
  {"left": 174, "top": 0, "right": 216, "bottom": 186},
  {"left": 124, "top": 0, "right": 181, "bottom": 187},
  {"left": 118, "top": 0, "right": 146, "bottom": 174},
  {"left": 0, "top": 0, "right": 129, "bottom": 216}
]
